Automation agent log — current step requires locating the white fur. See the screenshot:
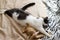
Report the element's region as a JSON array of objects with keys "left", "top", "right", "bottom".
[{"left": 12, "top": 12, "right": 51, "bottom": 37}]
